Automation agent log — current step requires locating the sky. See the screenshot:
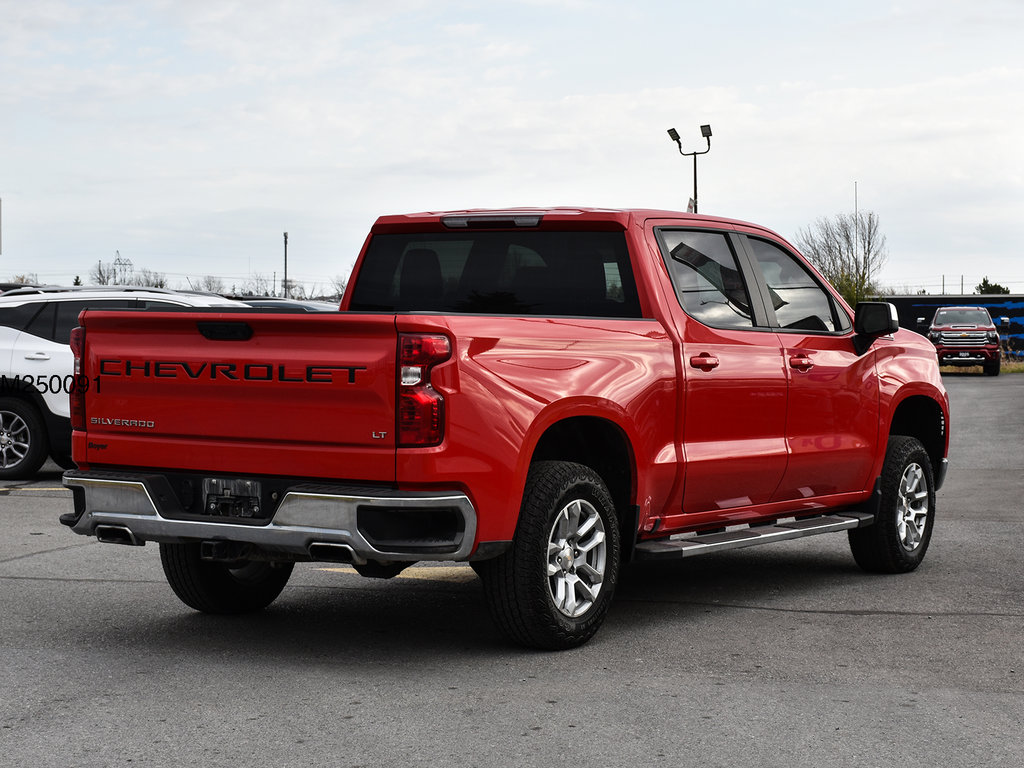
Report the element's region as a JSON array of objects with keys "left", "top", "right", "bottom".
[{"left": 2, "top": 0, "right": 1023, "bottom": 296}]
